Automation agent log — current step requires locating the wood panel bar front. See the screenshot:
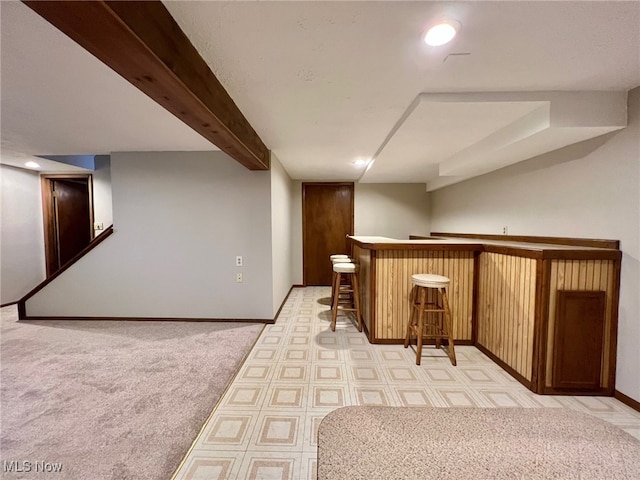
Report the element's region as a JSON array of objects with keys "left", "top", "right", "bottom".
[
  {"left": 349, "top": 237, "right": 480, "bottom": 344},
  {"left": 476, "top": 252, "right": 537, "bottom": 382},
  {"left": 348, "top": 235, "right": 622, "bottom": 396},
  {"left": 373, "top": 249, "right": 475, "bottom": 343},
  {"left": 353, "top": 245, "right": 373, "bottom": 336}
]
